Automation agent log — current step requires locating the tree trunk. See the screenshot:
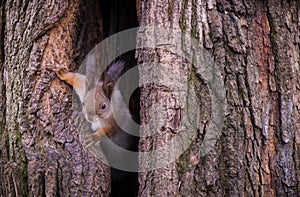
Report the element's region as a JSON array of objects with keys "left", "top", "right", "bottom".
[
  {"left": 137, "top": 0, "right": 300, "bottom": 196},
  {"left": 0, "top": 0, "right": 140, "bottom": 196},
  {"left": 0, "top": 0, "right": 110, "bottom": 196}
]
